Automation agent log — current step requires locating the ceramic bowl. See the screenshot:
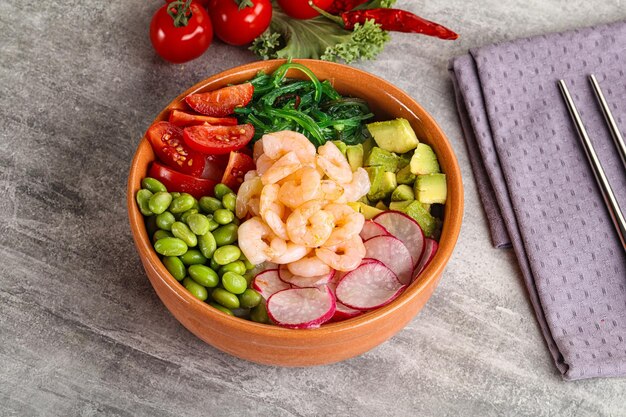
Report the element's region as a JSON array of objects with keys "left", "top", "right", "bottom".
[{"left": 127, "top": 59, "right": 464, "bottom": 366}]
